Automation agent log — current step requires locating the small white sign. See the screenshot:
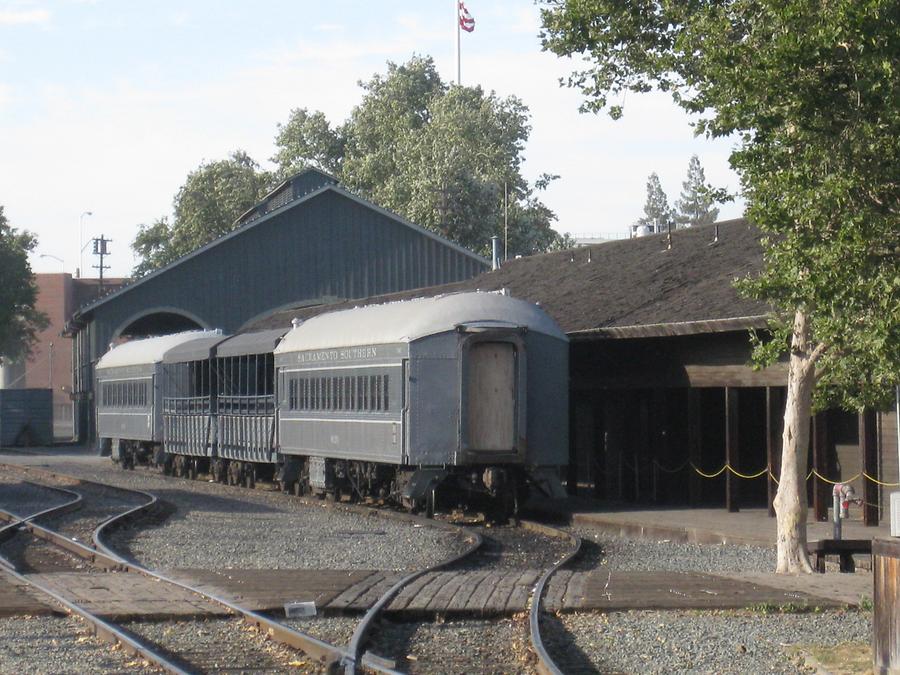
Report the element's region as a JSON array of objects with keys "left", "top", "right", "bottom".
[{"left": 284, "top": 601, "right": 317, "bottom": 618}]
